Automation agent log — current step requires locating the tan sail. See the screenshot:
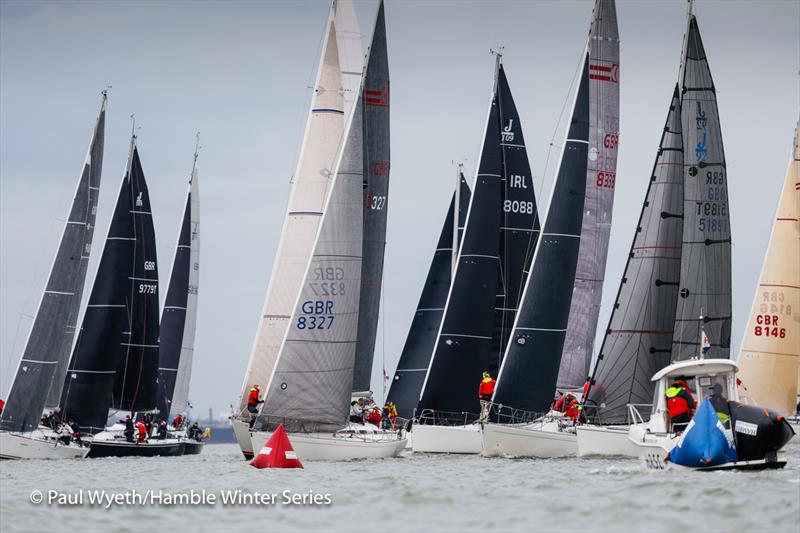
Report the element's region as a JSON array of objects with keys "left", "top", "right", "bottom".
[{"left": 737, "top": 119, "right": 800, "bottom": 414}]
